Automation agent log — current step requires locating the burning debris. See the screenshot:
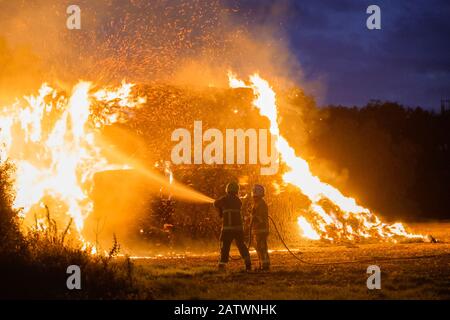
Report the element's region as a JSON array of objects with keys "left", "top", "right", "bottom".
[
  {"left": 0, "top": 81, "right": 146, "bottom": 247},
  {"left": 228, "top": 72, "right": 425, "bottom": 243},
  {"left": 0, "top": 71, "right": 427, "bottom": 252}
]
